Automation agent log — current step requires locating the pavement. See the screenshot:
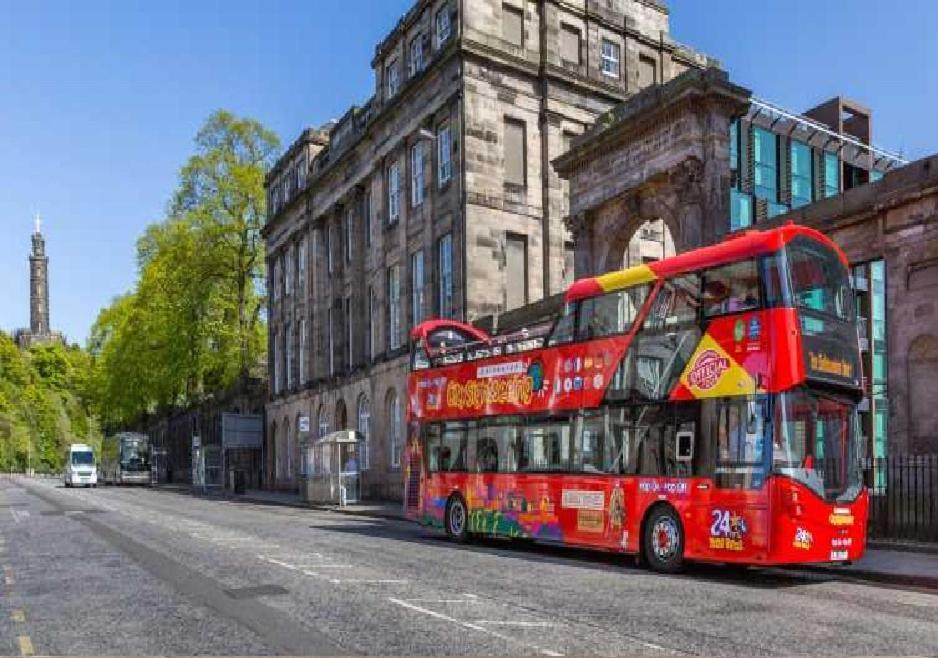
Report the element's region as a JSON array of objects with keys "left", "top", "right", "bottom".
[{"left": 4, "top": 475, "right": 938, "bottom": 656}]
